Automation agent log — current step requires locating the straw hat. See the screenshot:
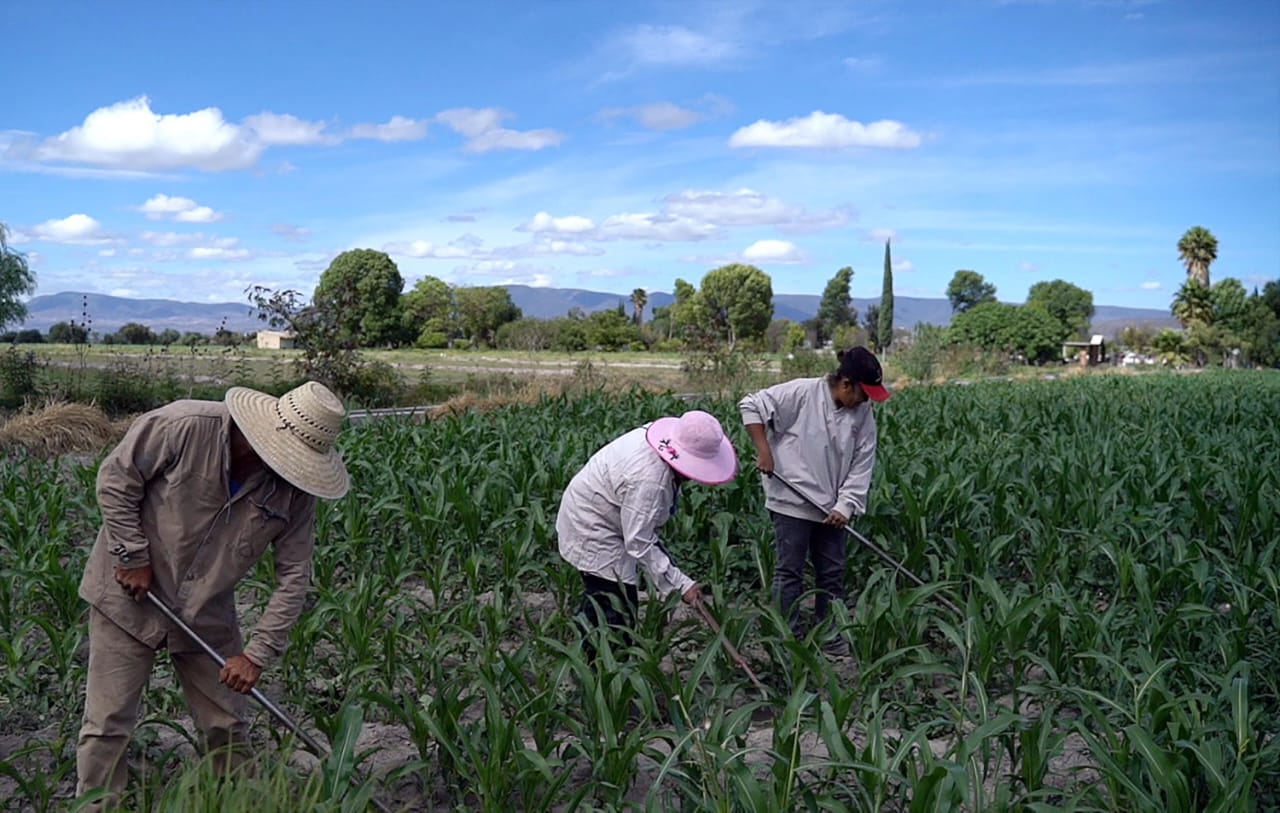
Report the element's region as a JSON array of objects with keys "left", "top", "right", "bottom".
[
  {"left": 224, "top": 381, "right": 350, "bottom": 499},
  {"left": 645, "top": 410, "right": 739, "bottom": 485}
]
